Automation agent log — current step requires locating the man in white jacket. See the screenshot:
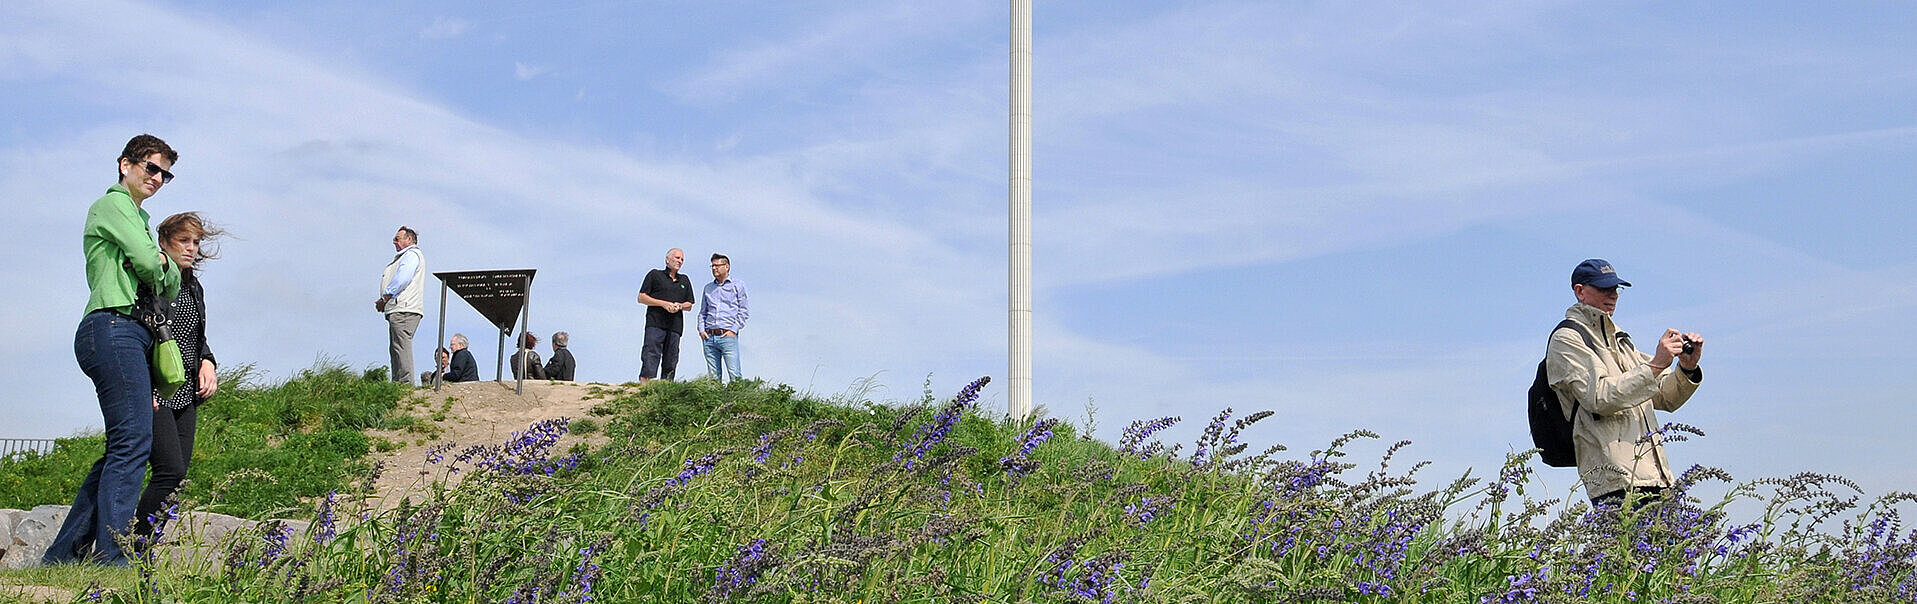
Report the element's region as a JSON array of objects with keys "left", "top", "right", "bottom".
[{"left": 377, "top": 226, "right": 426, "bottom": 385}]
